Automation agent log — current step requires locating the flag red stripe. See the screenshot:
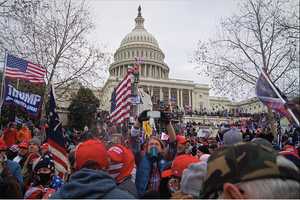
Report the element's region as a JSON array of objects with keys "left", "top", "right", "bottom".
[{"left": 48, "top": 139, "right": 67, "bottom": 155}]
